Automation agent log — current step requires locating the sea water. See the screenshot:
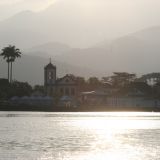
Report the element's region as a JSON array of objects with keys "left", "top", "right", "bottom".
[{"left": 0, "top": 112, "right": 159, "bottom": 160}]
